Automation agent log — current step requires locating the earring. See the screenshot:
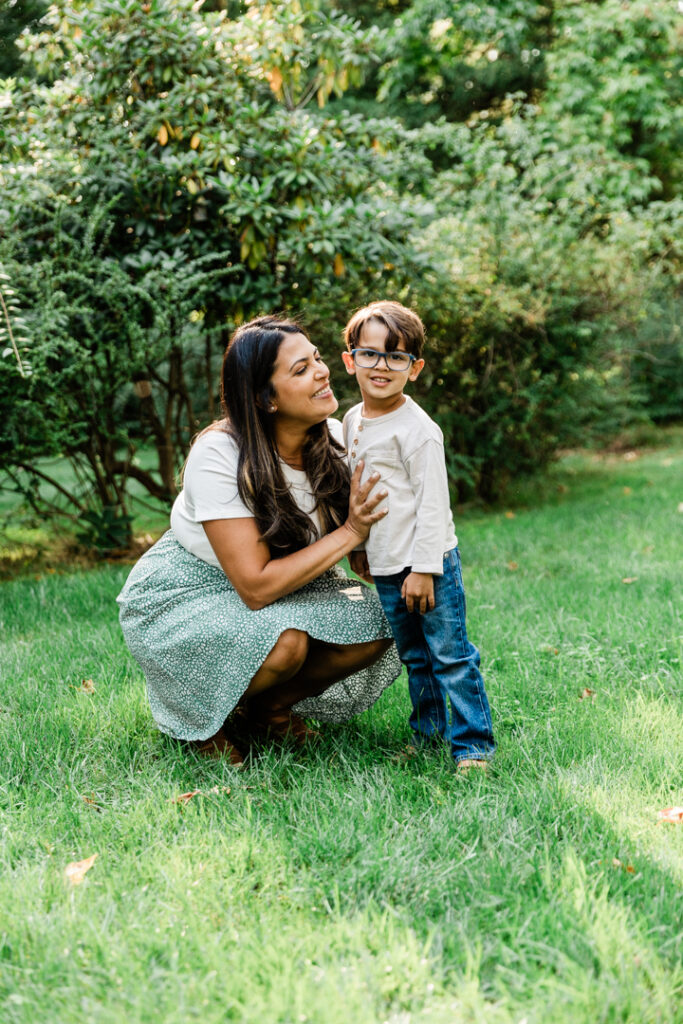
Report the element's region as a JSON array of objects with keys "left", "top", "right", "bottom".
[{"left": 269, "top": 405, "right": 277, "bottom": 412}]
